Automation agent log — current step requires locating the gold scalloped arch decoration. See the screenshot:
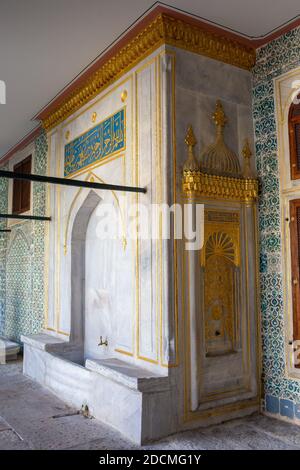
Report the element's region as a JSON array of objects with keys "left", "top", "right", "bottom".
[{"left": 205, "top": 231, "right": 235, "bottom": 265}]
